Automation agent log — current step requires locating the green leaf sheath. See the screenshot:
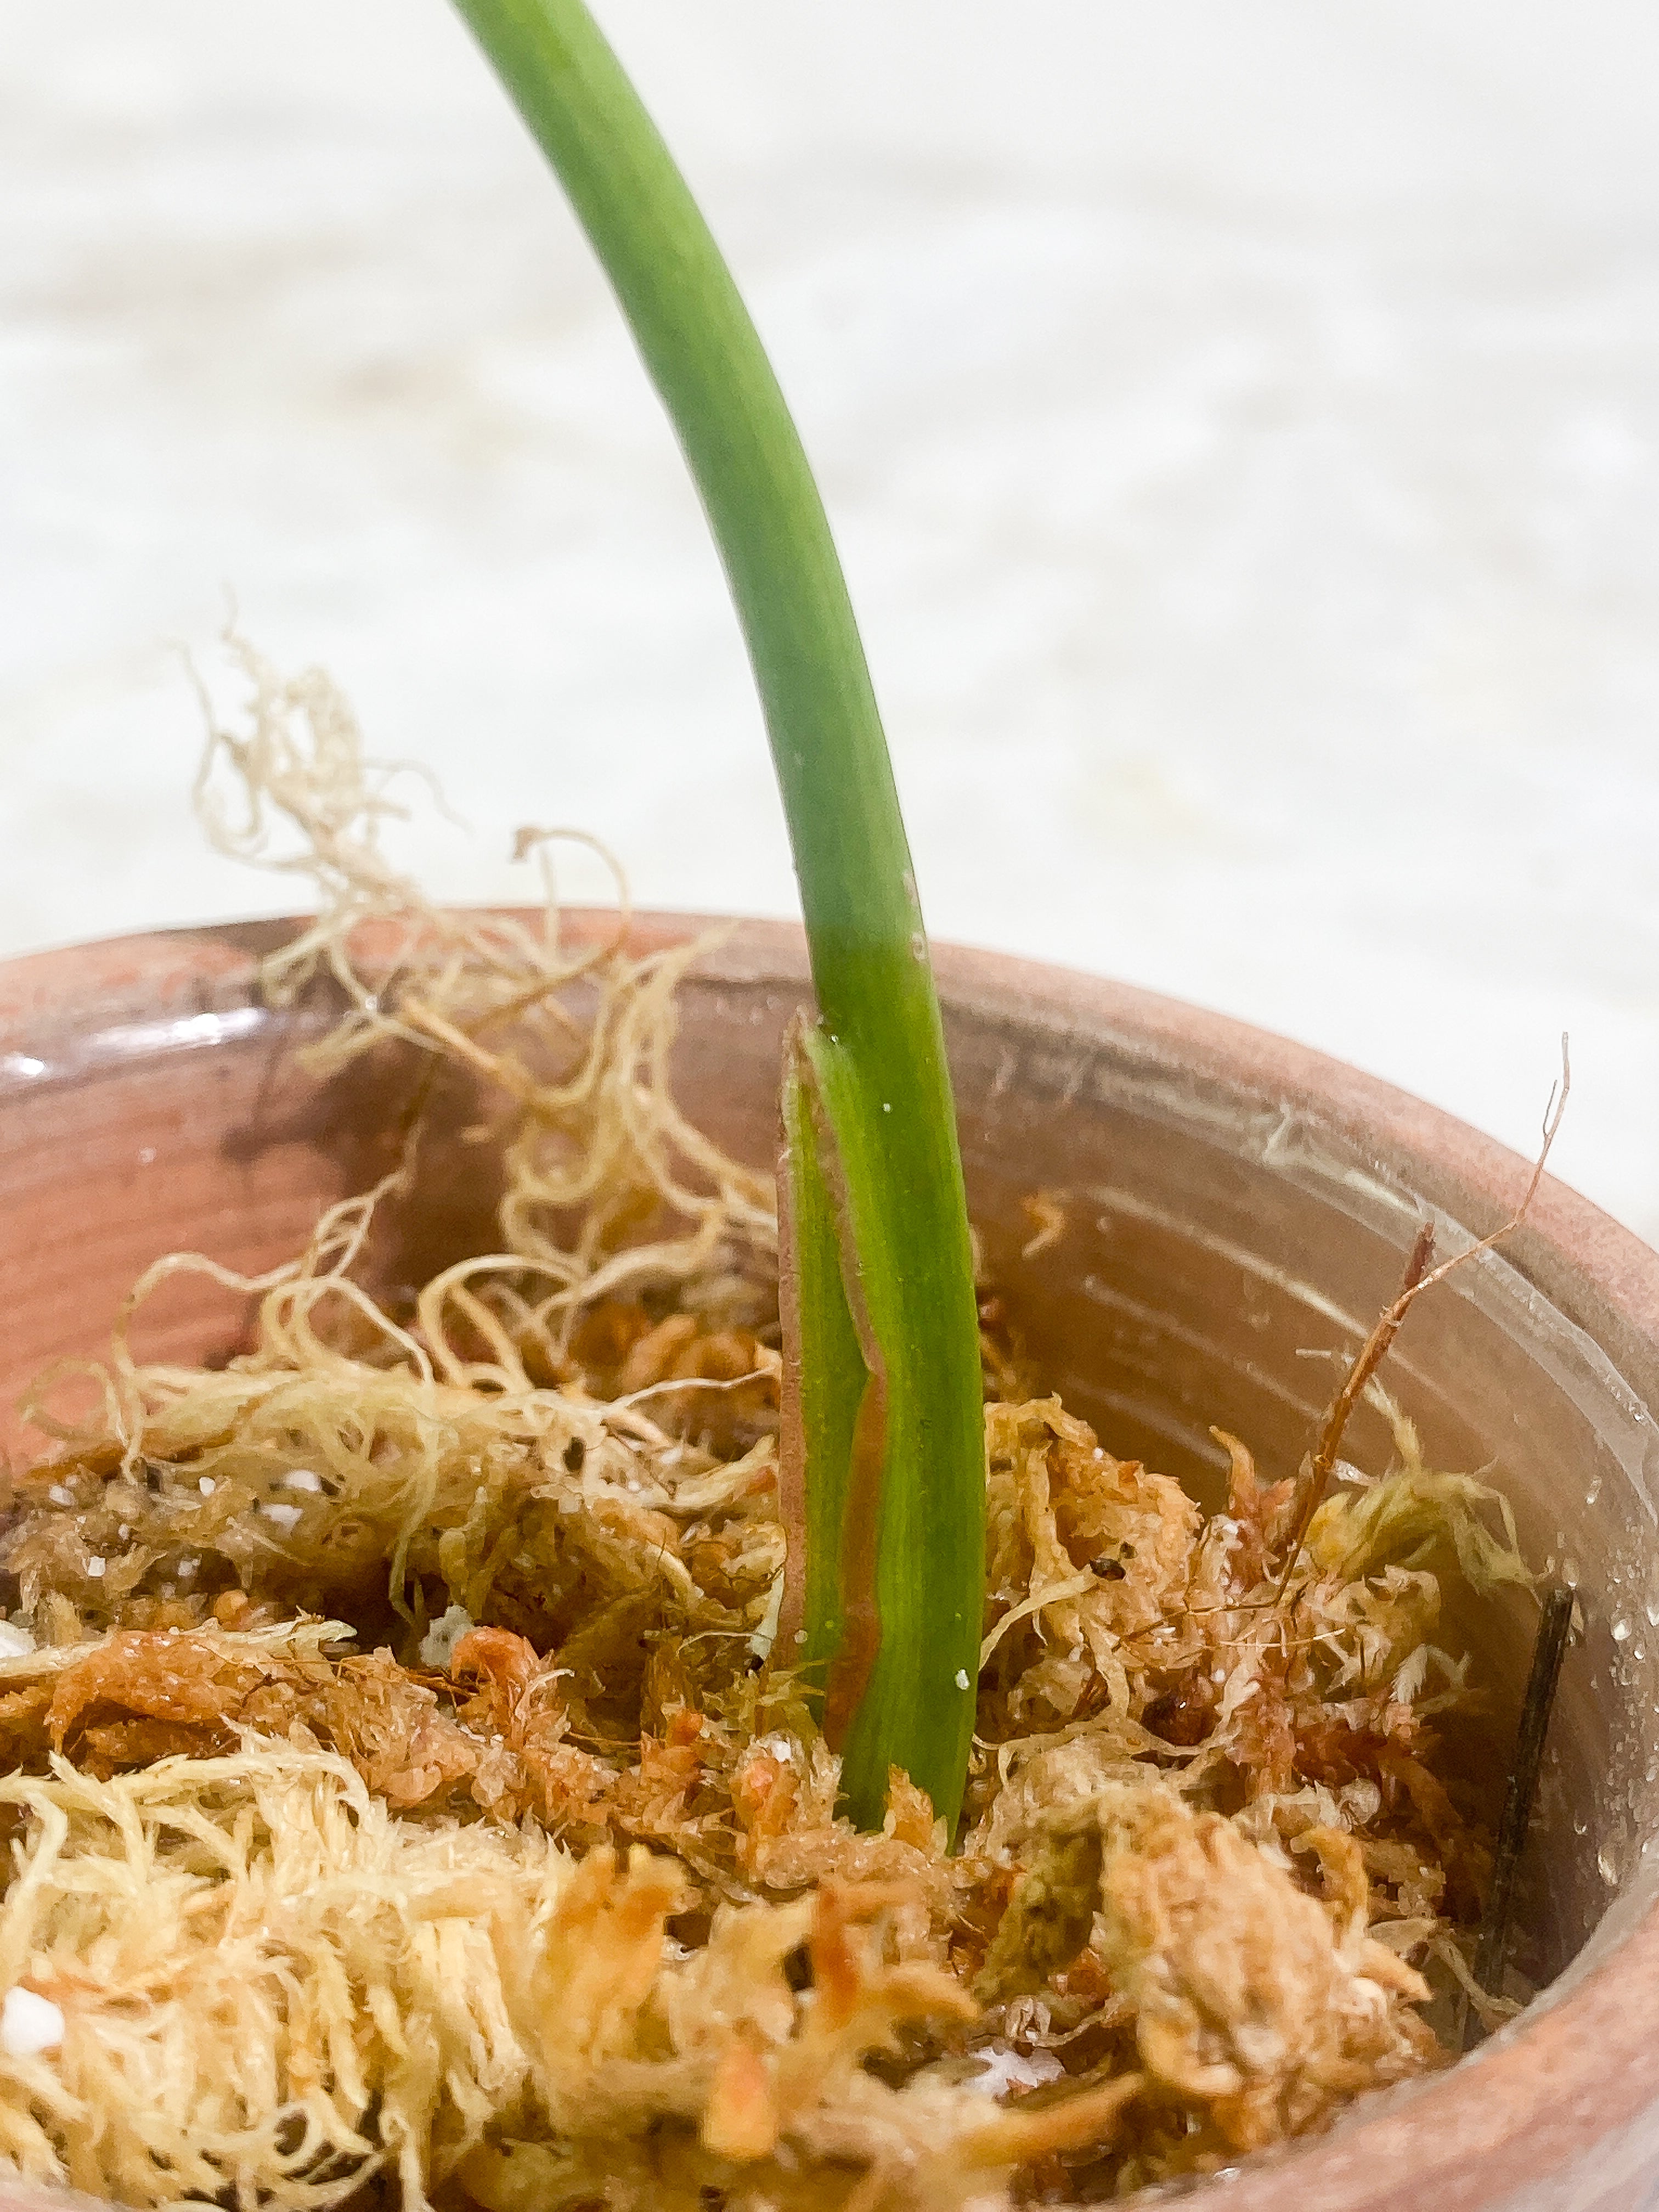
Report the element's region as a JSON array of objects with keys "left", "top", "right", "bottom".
[
  {"left": 792, "top": 1024, "right": 983, "bottom": 1832},
  {"left": 452, "top": 0, "right": 985, "bottom": 1830},
  {"left": 778, "top": 1035, "right": 867, "bottom": 1705}
]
